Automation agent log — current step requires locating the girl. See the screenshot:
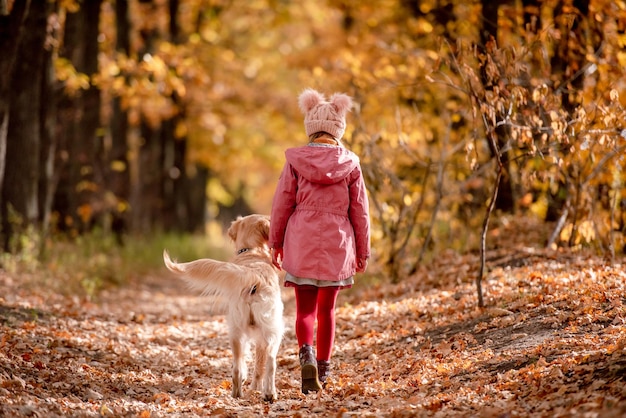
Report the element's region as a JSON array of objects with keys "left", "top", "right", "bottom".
[{"left": 269, "top": 88, "right": 370, "bottom": 394}]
